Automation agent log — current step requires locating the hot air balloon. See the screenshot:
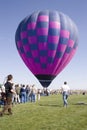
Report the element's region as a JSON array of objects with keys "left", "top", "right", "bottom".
[{"left": 15, "top": 10, "right": 78, "bottom": 88}]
